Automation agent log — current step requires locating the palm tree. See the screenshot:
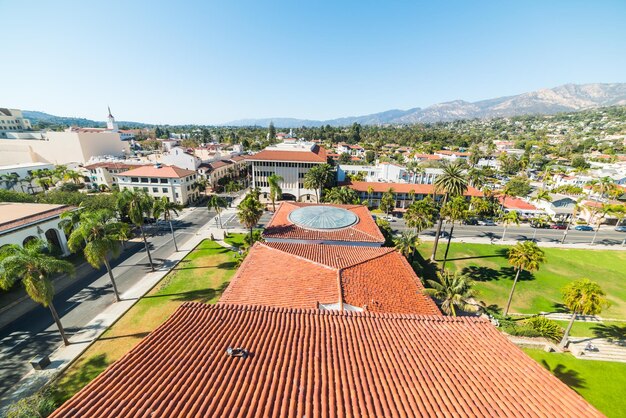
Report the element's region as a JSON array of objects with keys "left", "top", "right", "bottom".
[
  {"left": 500, "top": 210, "right": 520, "bottom": 241},
  {"left": 152, "top": 197, "right": 183, "bottom": 252},
  {"left": 590, "top": 203, "right": 612, "bottom": 245},
  {"left": 394, "top": 231, "right": 420, "bottom": 262},
  {"left": 561, "top": 197, "right": 583, "bottom": 244},
  {"left": 208, "top": 195, "right": 227, "bottom": 229},
  {"left": 67, "top": 210, "right": 125, "bottom": 302},
  {"left": 324, "top": 186, "right": 359, "bottom": 204},
  {"left": 440, "top": 196, "right": 469, "bottom": 269},
  {"left": 423, "top": 270, "right": 477, "bottom": 316},
  {"left": 237, "top": 194, "right": 263, "bottom": 244},
  {"left": 63, "top": 170, "right": 83, "bottom": 185},
  {"left": 304, "top": 163, "right": 333, "bottom": 203},
  {"left": 431, "top": 161, "right": 468, "bottom": 260},
  {"left": 59, "top": 208, "right": 83, "bottom": 237},
  {"left": 1, "top": 173, "right": 20, "bottom": 191},
  {"left": 379, "top": 188, "right": 396, "bottom": 215},
  {"left": 367, "top": 186, "right": 374, "bottom": 207},
  {"left": 117, "top": 190, "right": 155, "bottom": 271},
  {"left": 559, "top": 279, "right": 608, "bottom": 348},
  {"left": 505, "top": 241, "right": 546, "bottom": 316},
  {"left": 404, "top": 197, "right": 437, "bottom": 237},
  {"left": 268, "top": 173, "right": 284, "bottom": 212},
  {"left": 466, "top": 167, "right": 486, "bottom": 189},
  {"left": 0, "top": 240, "right": 75, "bottom": 345}
]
